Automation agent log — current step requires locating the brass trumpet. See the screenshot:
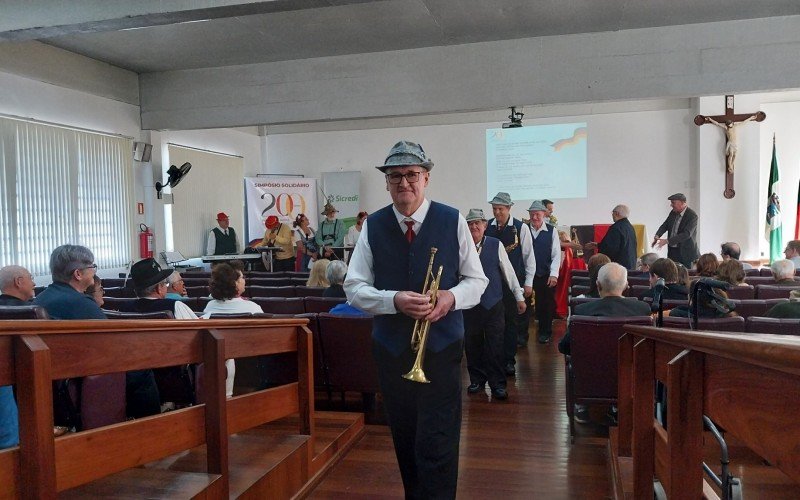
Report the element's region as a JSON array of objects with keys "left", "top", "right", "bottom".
[{"left": 403, "top": 247, "right": 443, "bottom": 384}]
